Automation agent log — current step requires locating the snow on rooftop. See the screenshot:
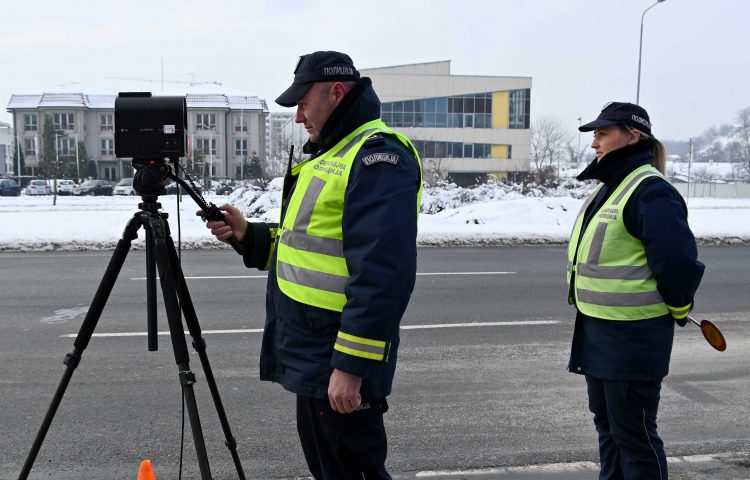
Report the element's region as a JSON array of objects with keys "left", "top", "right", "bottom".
[{"left": 7, "top": 84, "right": 268, "bottom": 112}]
